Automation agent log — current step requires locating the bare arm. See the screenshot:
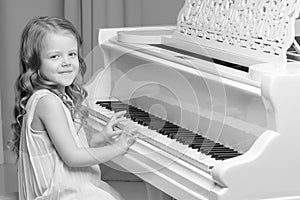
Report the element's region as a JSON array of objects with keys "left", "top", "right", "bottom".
[{"left": 36, "top": 95, "right": 134, "bottom": 167}]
